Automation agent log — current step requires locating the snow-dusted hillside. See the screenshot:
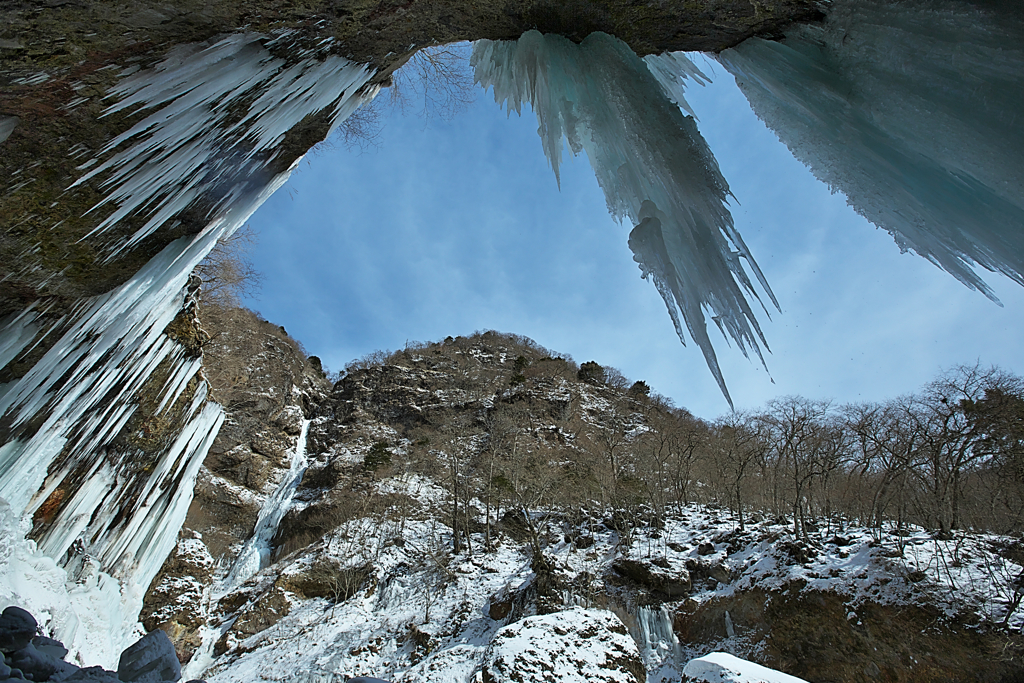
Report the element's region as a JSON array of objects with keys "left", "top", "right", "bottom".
[
  {"left": 134, "top": 331, "right": 1024, "bottom": 683},
  {"left": 156, "top": 479, "right": 1023, "bottom": 683}
]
